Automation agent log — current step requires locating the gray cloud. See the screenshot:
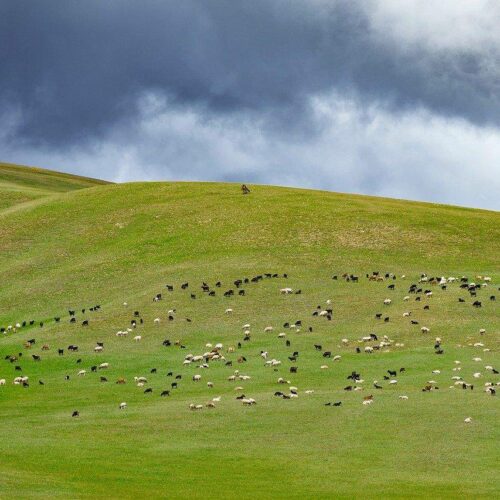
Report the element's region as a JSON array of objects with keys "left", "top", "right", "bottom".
[{"left": 1, "top": 1, "right": 499, "bottom": 209}]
